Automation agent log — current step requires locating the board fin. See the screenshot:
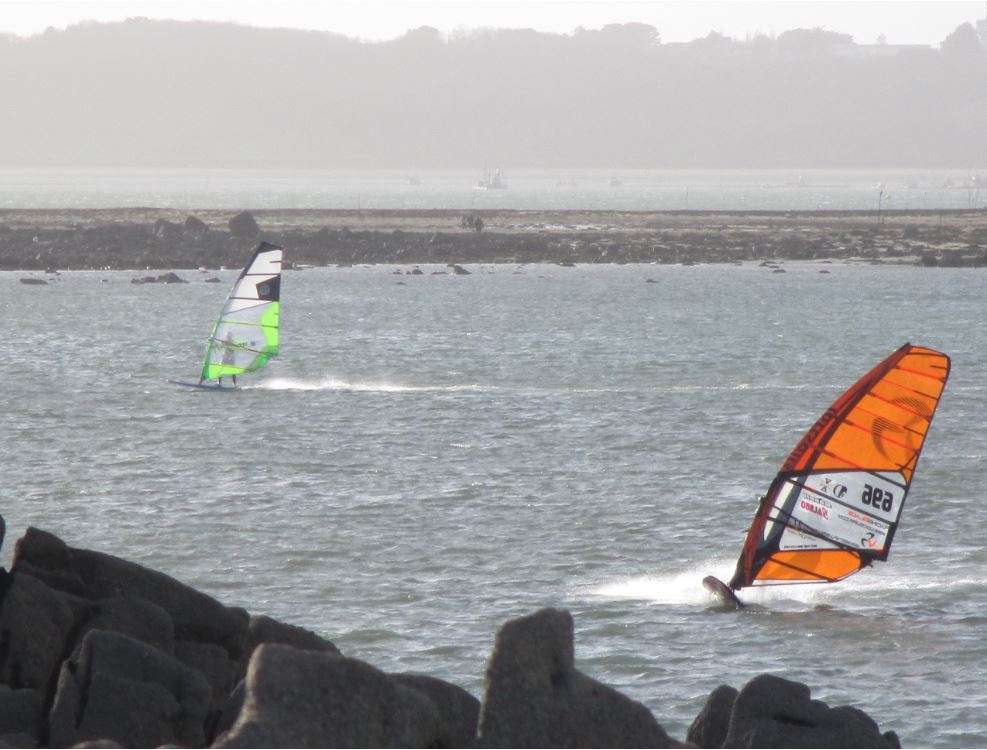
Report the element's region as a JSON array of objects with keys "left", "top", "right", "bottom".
[{"left": 703, "top": 575, "right": 747, "bottom": 609}]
